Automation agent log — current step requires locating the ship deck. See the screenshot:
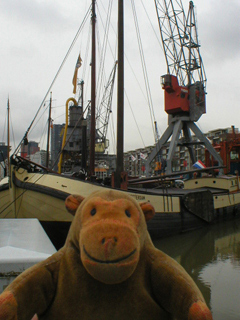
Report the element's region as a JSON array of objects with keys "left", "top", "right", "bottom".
[{"left": 128, "top": 186, "right": 228, "bottom": 197}]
